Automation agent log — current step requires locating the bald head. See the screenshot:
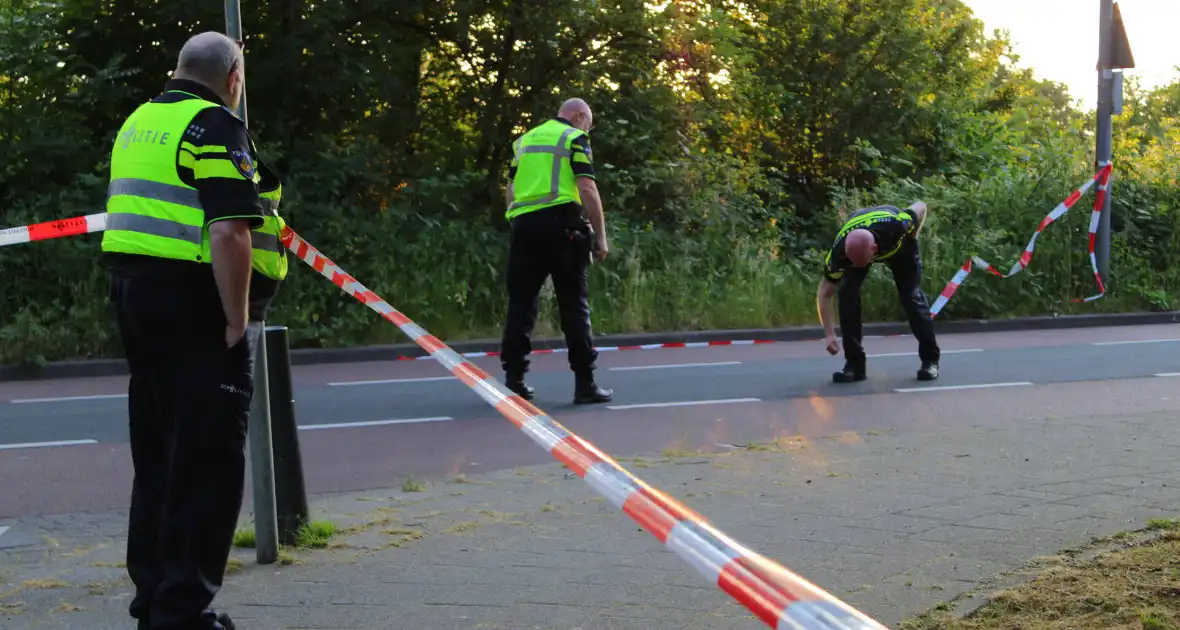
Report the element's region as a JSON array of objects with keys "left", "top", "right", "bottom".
[
  {"left": 174, "top": 32, "right": 244, "bottom": 110},
  {"left": 558, "top": 98, "right": 593, "bottom": 132},
  {"left": 844, "top": 229, "right": 877, "bottom": 267}
]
